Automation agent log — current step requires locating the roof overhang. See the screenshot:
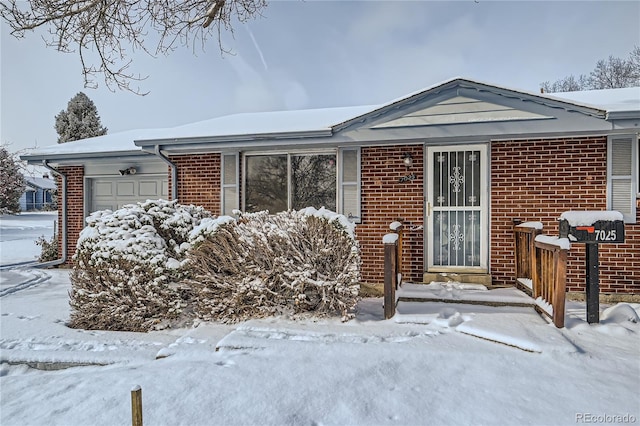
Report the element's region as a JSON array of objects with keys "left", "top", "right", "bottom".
[
  {"left": 135, "top": 129, "right": 333, "bottom": 153},
  {"left": 607, "top": 110, "right": 640, "bottom": 120},
  {"left": 21, "top": 150, "right": 153, "bottom": 166}
]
